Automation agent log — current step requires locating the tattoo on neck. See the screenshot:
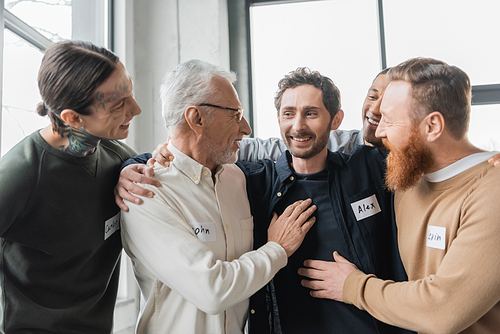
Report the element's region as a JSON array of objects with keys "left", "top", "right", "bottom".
[
  {"left": 59, "top": 124, "right": 102, "bottom": 157},
  {"left": 93, "top": 79, "right": 130, "bottom": 114}
]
